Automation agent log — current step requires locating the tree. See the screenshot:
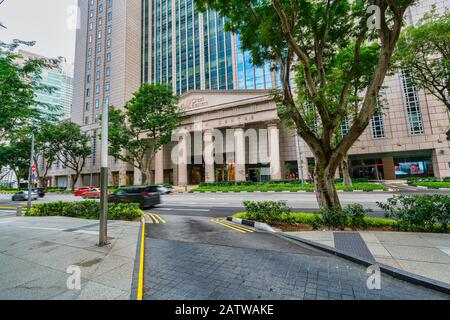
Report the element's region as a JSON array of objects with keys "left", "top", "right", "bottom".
[
  {"left": 0, "top": 40, "right": 59, "bottom": 137},
  {"left": 197, "top": 0, "right": 415, "bottom": 210},
  {"left": 108, "top": 83, "right": 181, "bottom": 183},
  {"left": 52, "top": 122, "right": 91, "bottom": 190},
  {"left": 33, "top": 123, "right": 65, "bottom": 188},
  {"left": 393, "top": 9, "right": 450, "bottom": 140},
  {"left": 0, "top": 134, "right": 32, "bottom": 189}
]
